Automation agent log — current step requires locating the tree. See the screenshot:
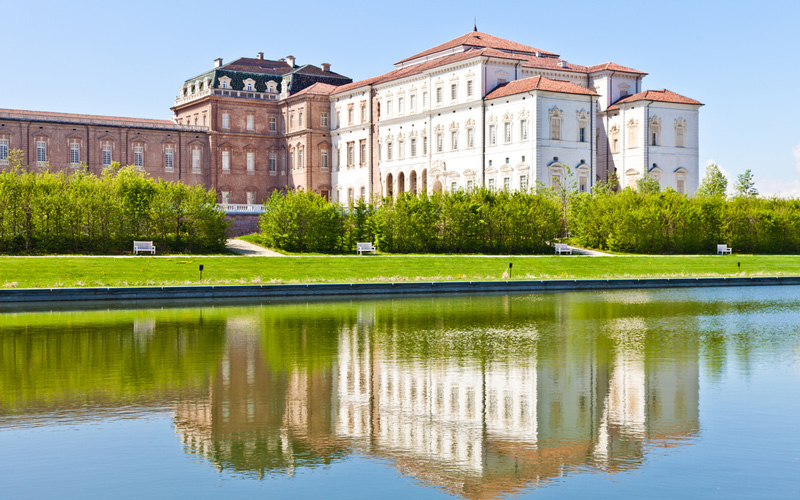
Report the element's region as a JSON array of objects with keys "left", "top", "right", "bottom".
[
  {"left": 636, "top": 174, "right": 661, "bottom": 194},
  {"left": 733, "top": 169, "right": 758, "bottom": 197},
  {"left": 697, "top": 163, "right": 728, "bottom": 197}
]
